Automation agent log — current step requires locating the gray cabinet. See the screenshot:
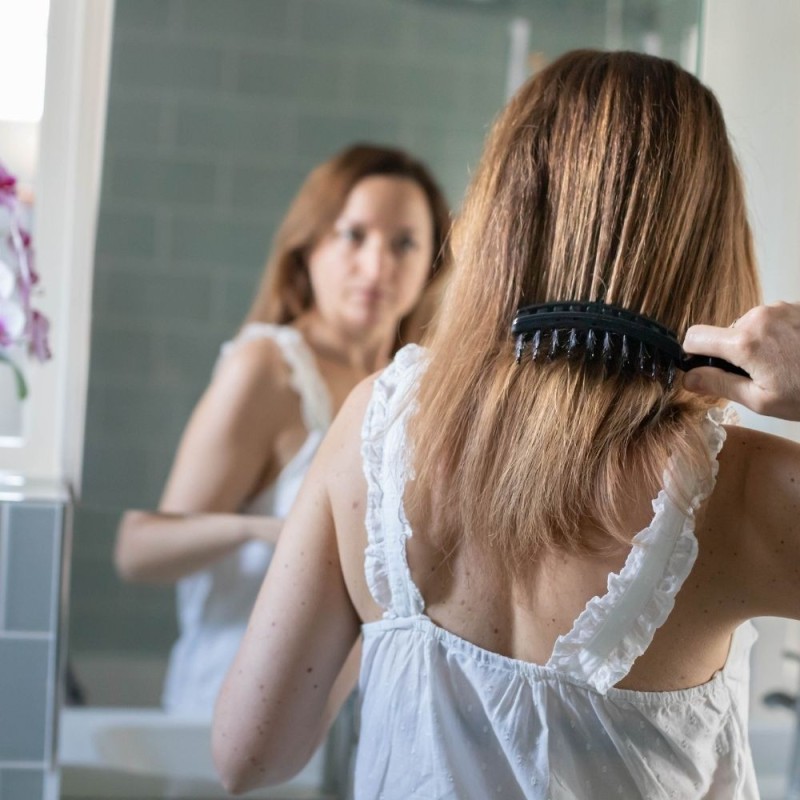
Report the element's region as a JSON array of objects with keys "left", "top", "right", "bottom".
[{"left": 0, "top": 488, "right": 71, "bottom": 800}]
